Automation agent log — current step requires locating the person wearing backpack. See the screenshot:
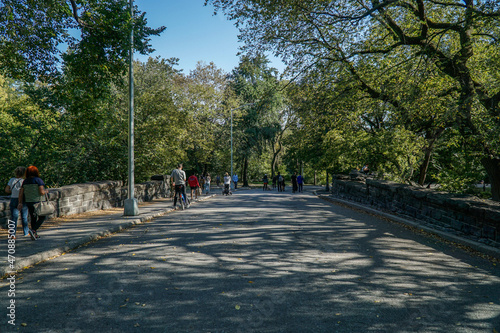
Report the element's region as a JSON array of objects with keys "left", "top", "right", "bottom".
[{"left": 277, "top": 172, "right": 283, "bottom": 192}]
